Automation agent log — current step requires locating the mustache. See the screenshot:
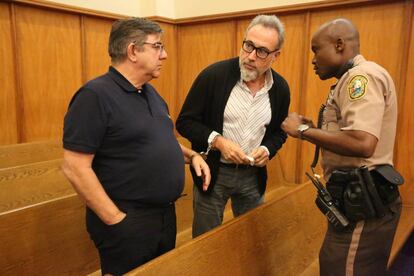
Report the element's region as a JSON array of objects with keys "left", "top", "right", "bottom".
[{"left": 242, "top": 62, "right": 256, "bottom": 69}]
